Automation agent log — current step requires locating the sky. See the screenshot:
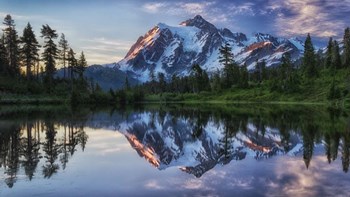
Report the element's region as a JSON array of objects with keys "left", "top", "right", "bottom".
[{"left": 0, "top": 0, "right": 349, "bottom": 65}]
